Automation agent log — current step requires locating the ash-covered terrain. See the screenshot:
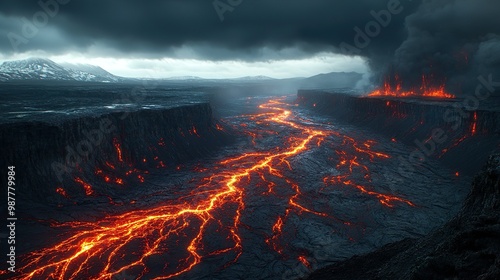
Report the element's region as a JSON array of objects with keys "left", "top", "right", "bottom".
[{"left": 2, "top": 84, "right": 498, "bottom": 279}]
